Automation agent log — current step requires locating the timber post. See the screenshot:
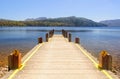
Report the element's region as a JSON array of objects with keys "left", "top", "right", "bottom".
[
  {"left": 62, "top": 29, "right": 65, "bottom": 37},
  {"left": 62, "top": 29, "right": 68, "bottom": 38},
  {"left": 75, "top": 37, "right": 80, "bottom": 44},
  {"left": 49, "top": 29, "right": 54, "bottom": 38},
  {"left": 38, "top": 37, "right": 42, "bottom": 43},
  {"left": 99, "top": 50, "right": 112, "bottom": 70},
  {"left": 68, "top": 33, "right": 71, "bottom": 42},
  {"left": 8, "top": 50, "right": 21, "bottom": 70},
  {"left": 46, "top": 33, "right": 49, "bottom": 42},
  {"left": 65, "top": 31, "right": 68, "bottom": 38}
]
